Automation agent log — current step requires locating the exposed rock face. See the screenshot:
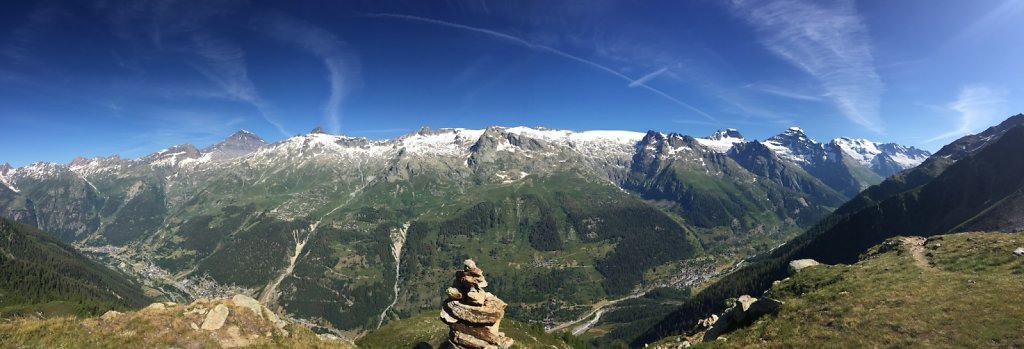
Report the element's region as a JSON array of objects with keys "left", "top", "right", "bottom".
[
  {"left": 788, "top": 259, "right": 822, "bottom": 274},
  {"left": 691, "top": 295, "right": 783, "bottom": 343},
  {"left": 439, "top": 259, "right": 514, "bottom": 349}
]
